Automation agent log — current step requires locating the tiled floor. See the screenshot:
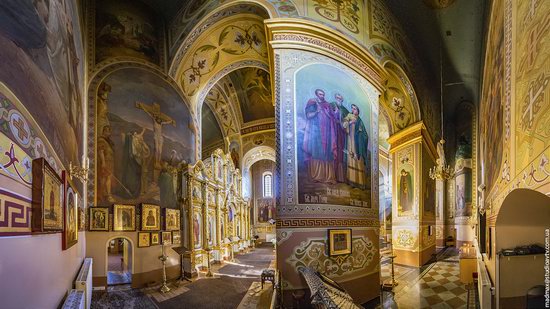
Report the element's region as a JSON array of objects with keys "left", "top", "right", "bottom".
[{"left": 376, "top": 247, "right": 473, "bottom": 309}]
